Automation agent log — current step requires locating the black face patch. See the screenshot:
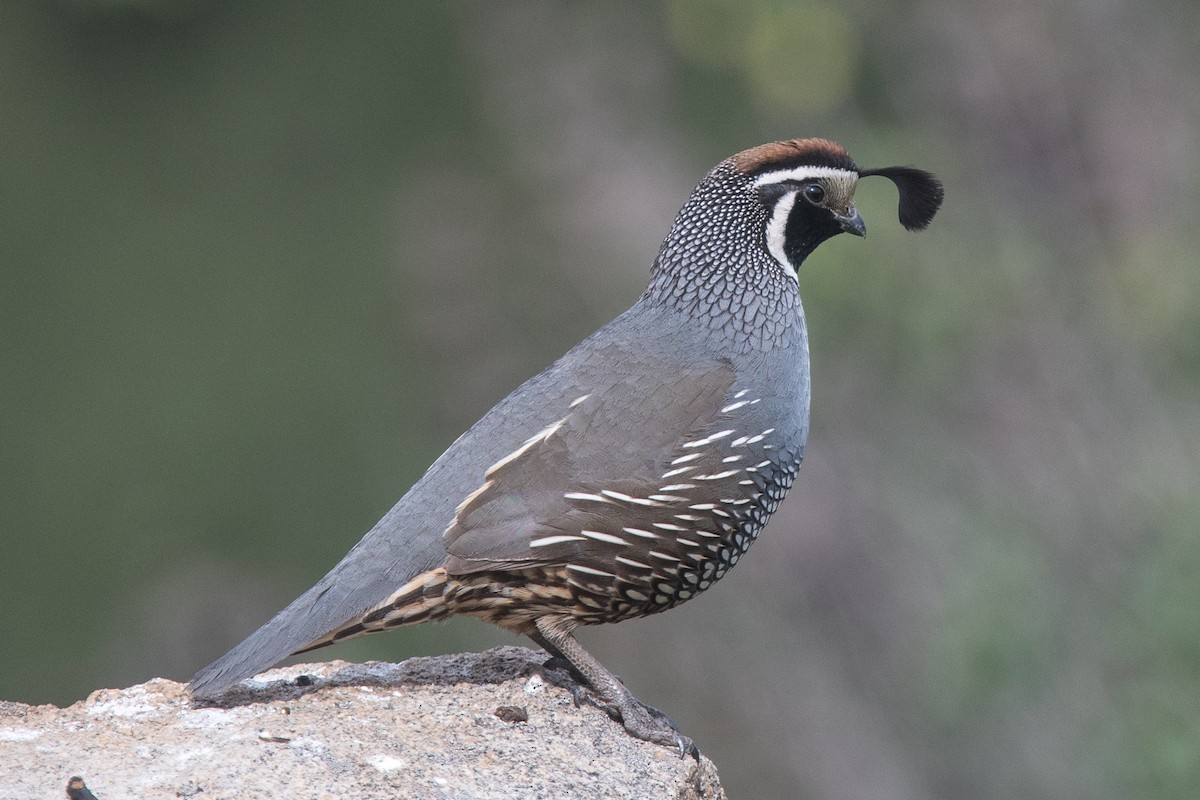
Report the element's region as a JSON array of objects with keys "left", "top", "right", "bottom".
[
  {"left": 782, "top": 196, "right": 846, "bottom": 267},
  {"left": 755, "top": 167, "right": 860, "bottom": 276}
]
